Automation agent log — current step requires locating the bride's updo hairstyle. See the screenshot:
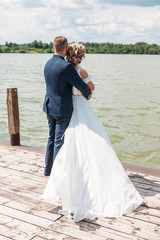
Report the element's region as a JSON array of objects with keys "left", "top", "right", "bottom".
[{"left": 66, "top": 43, "right": 85, "bottom": 65}]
